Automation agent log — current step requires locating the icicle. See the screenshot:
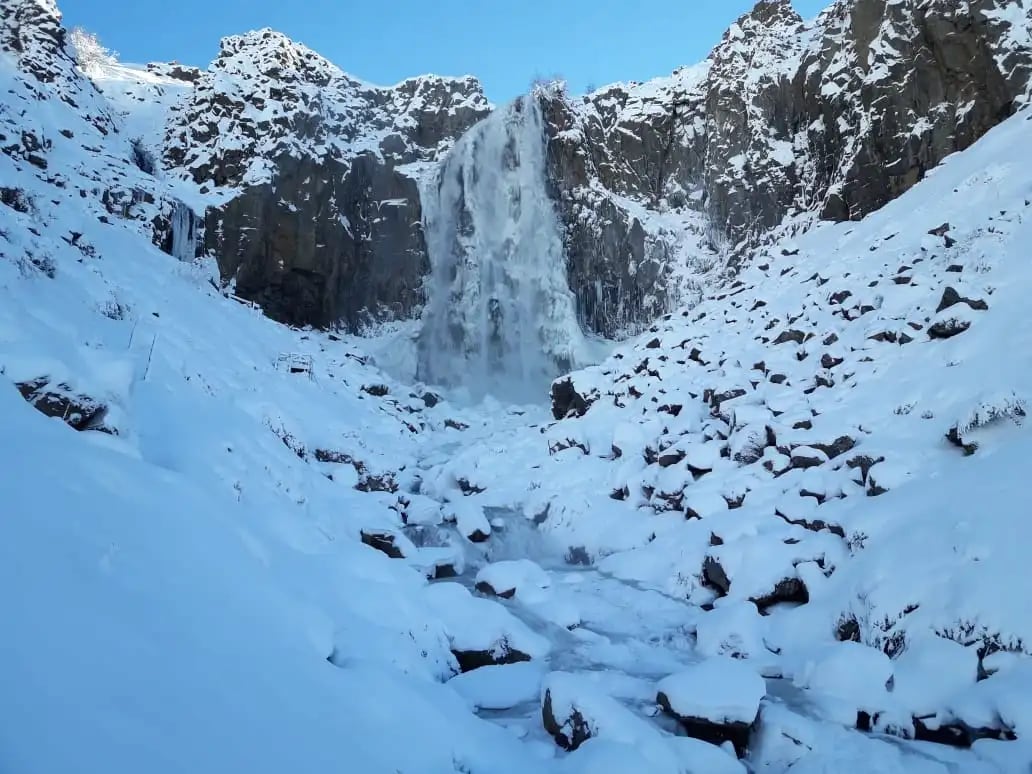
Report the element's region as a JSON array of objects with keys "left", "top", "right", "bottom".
[
  {"left": 417, "top": 95, "right": 587, "bottom": 402},
  {"left": 170, "top": 200, "right": 198, "bottom": 262}
]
